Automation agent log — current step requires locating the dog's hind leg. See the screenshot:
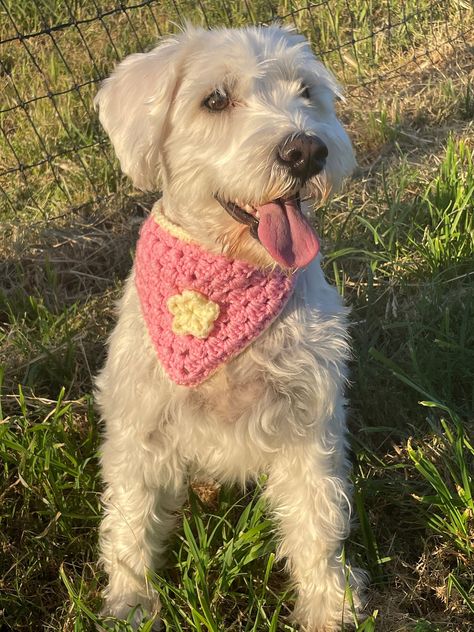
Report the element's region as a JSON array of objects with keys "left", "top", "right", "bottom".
[{"left": 263, "top": 420, "right": 365, "bottom": 631}]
